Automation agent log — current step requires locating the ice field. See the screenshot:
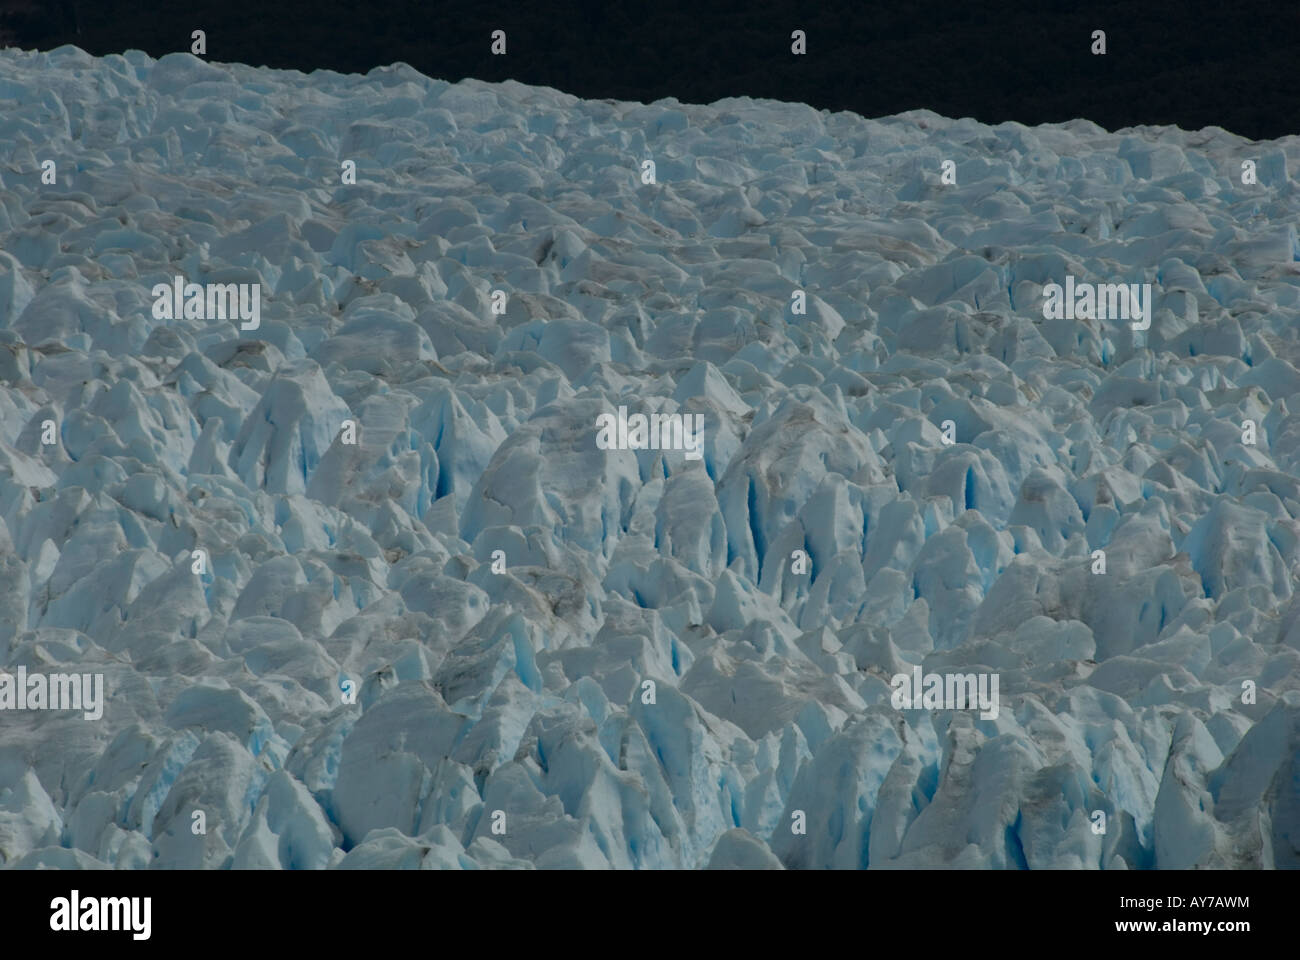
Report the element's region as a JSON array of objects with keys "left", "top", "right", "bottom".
[{"left": 0, "top": 46, "right": 1298, "bottom": 868}]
